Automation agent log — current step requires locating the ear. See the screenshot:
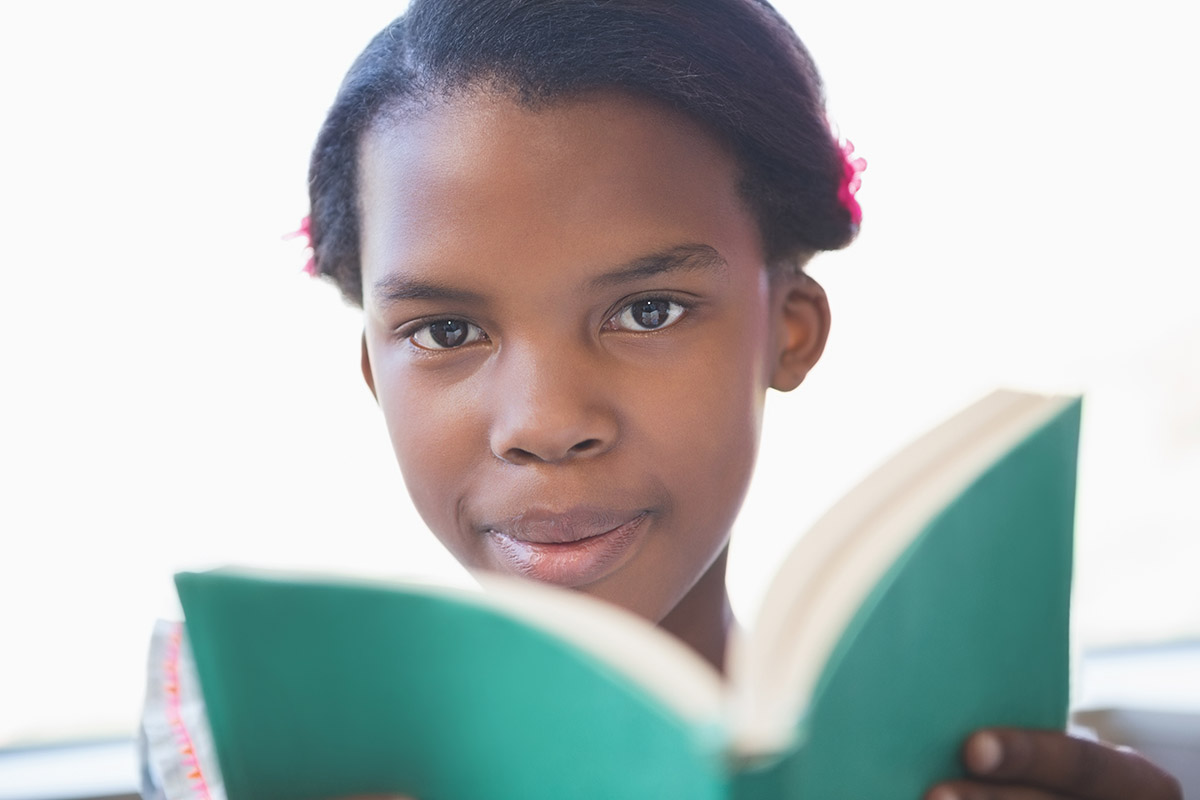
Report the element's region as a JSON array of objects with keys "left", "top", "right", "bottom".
[
  {"left": 361, "top": 332, "right": 378, "bottom": 401},
  {"left": 769, "top": 272, "right": 831, "bottom": 392}
]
